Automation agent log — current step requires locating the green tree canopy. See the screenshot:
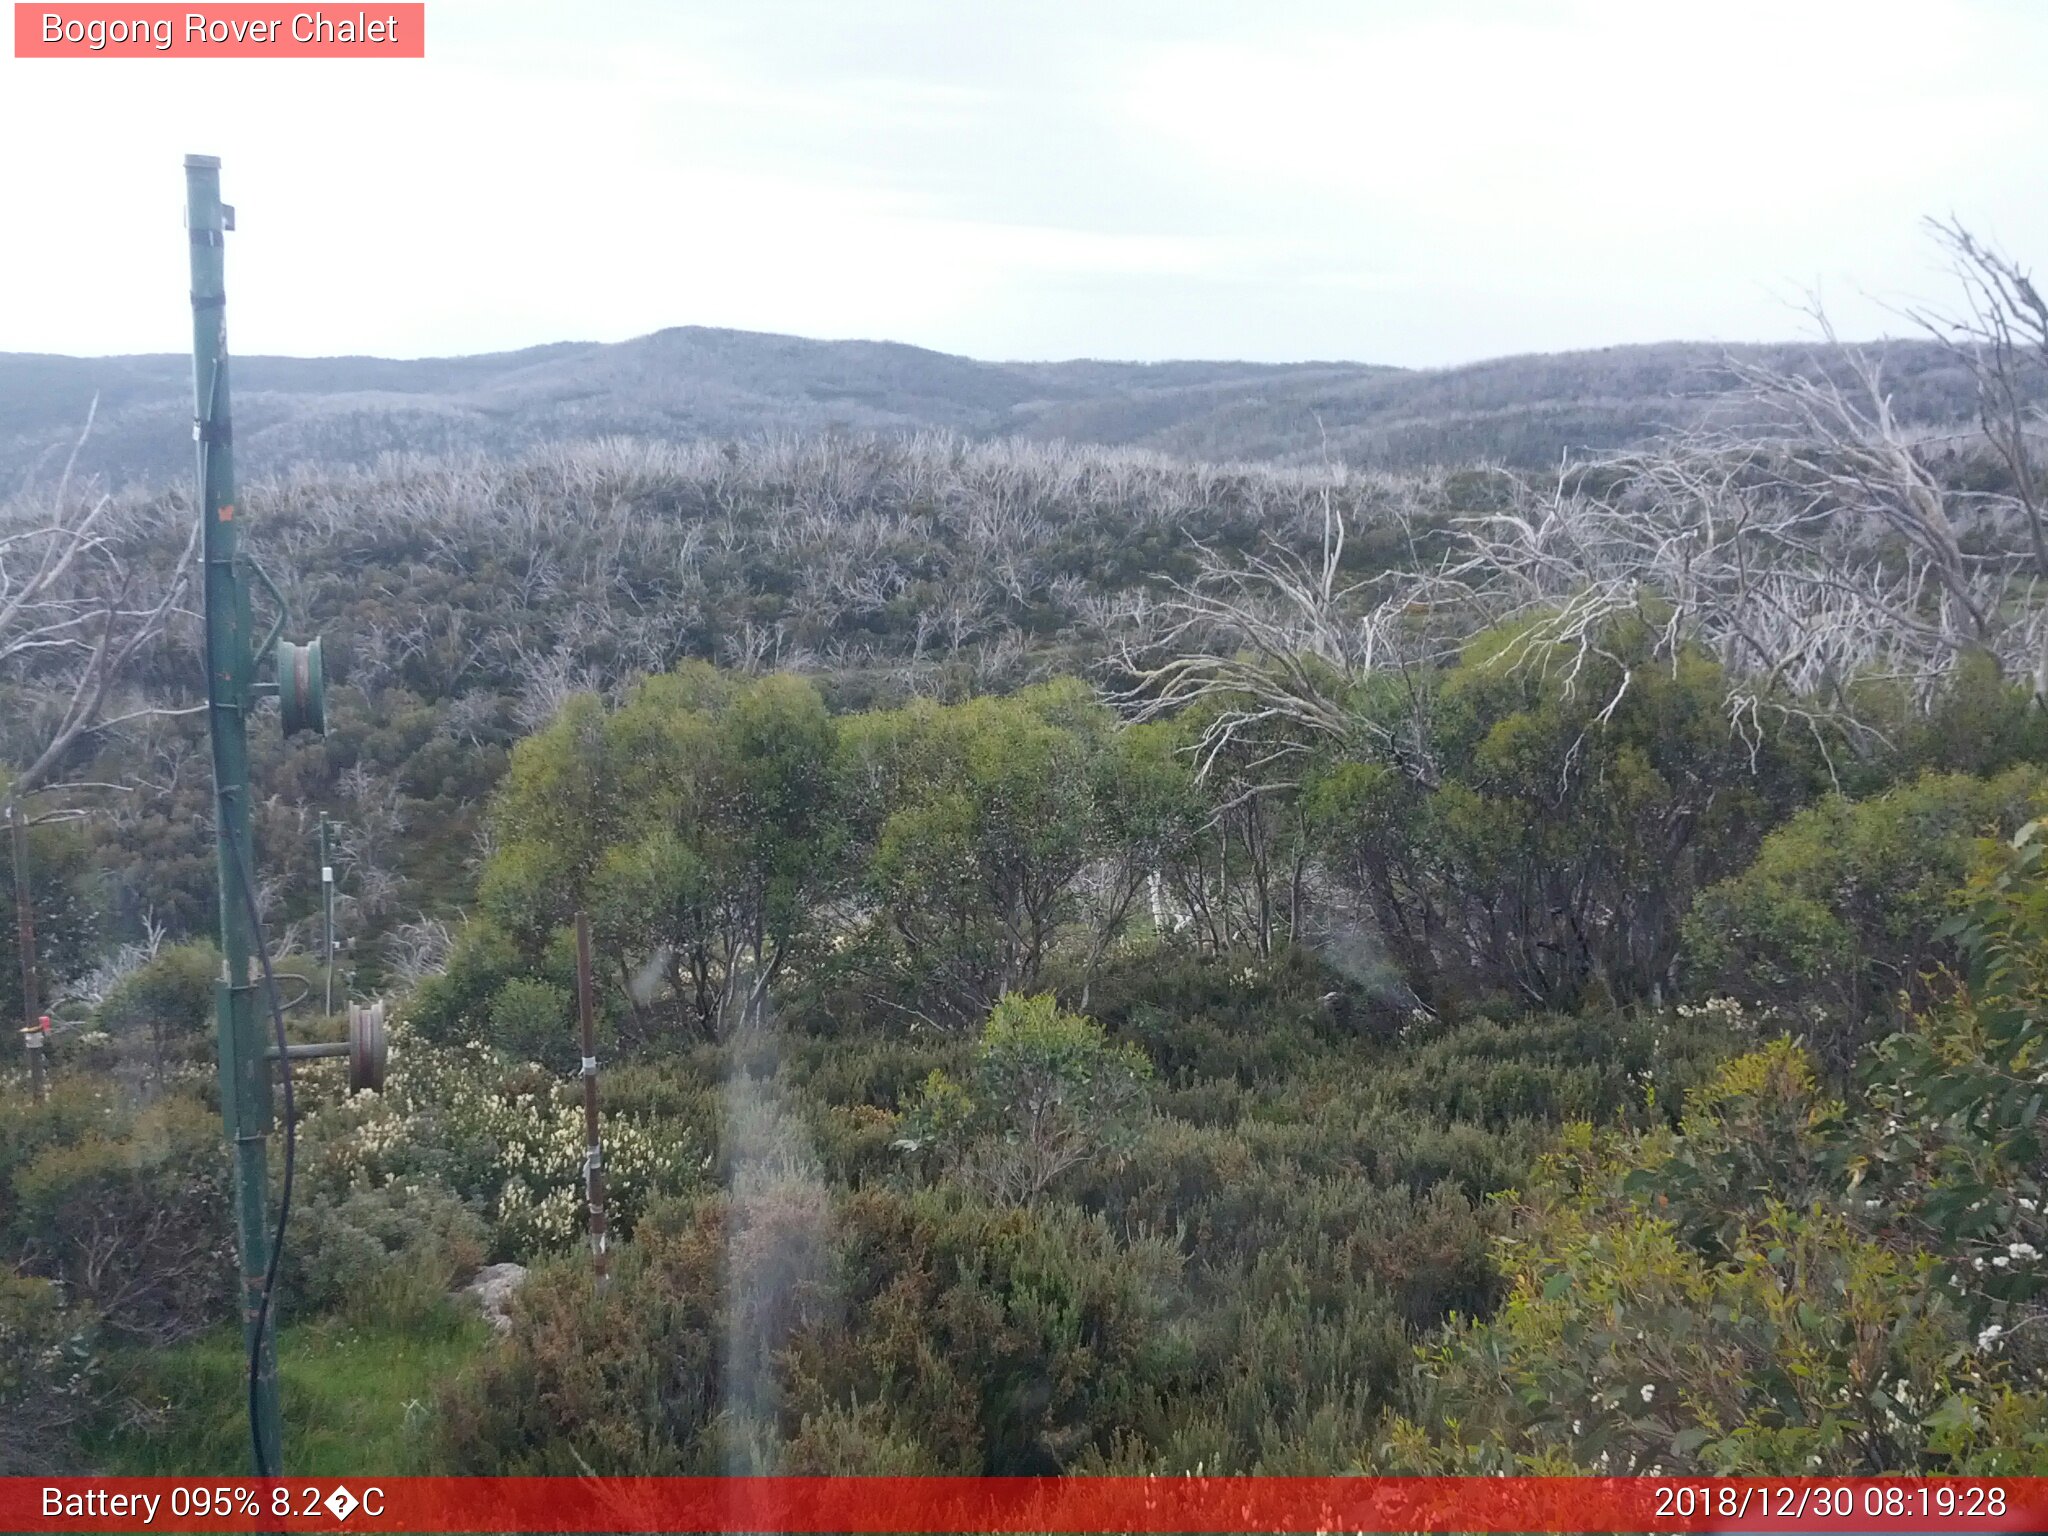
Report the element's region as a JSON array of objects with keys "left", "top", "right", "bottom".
[{"left": 478, "top": 664, "right": 840, "bottom": 1041}]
